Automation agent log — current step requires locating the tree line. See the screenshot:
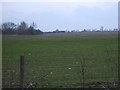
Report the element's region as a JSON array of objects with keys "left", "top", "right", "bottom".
[{"left": 0, "top": 21, "right": 43, "bottom": 35}]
